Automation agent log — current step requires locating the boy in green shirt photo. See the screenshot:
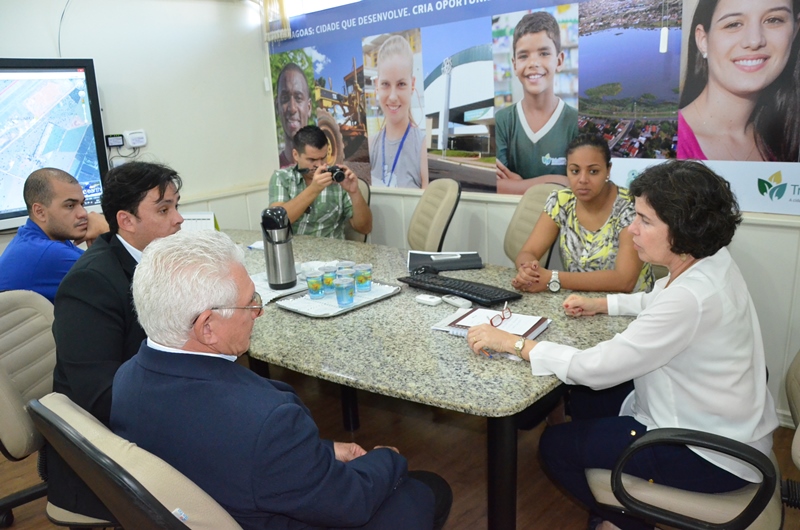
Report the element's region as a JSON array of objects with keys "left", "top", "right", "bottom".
[{"left": 495, "top": 11, "right": 579, "bottom": 195}]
